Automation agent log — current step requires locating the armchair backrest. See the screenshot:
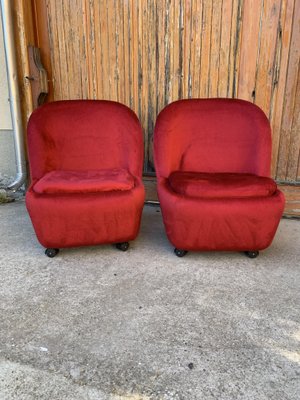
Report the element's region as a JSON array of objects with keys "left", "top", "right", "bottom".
[
  {"left": 154, "top": 99, "right": 272, "bottom": 179},
  {"left": 27, "top": 100, "right": 143, "bottom": 181}
]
